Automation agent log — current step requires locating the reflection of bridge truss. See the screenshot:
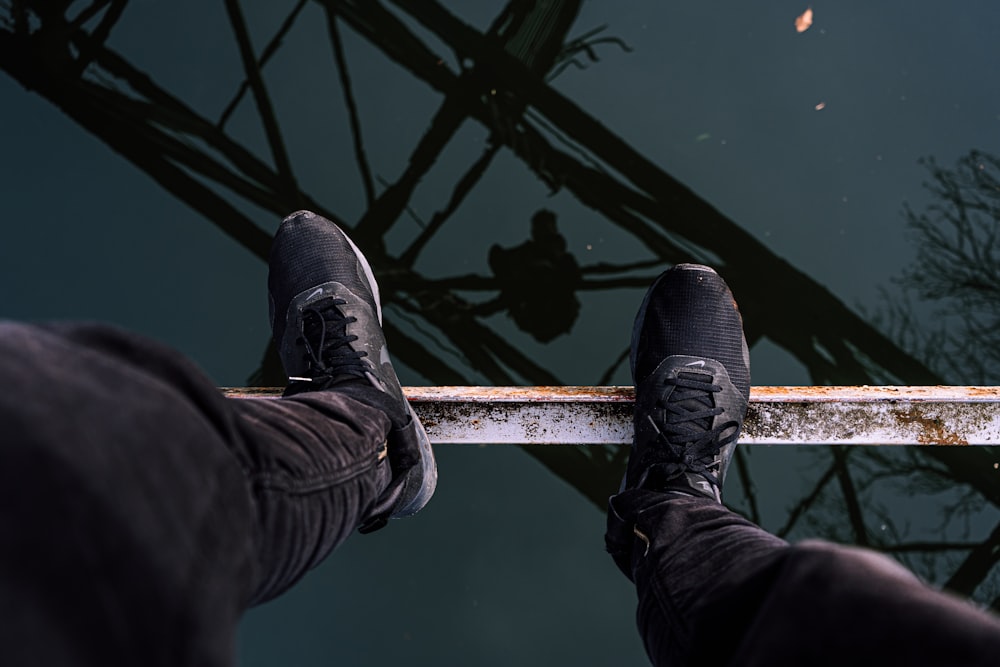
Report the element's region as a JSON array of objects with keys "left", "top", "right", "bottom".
[
  {"left": 0, "top": 0, "right": 940, "bottom": 385},
  {"left": 2, "top": 0, "right": 999, "bottom": 603}
]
